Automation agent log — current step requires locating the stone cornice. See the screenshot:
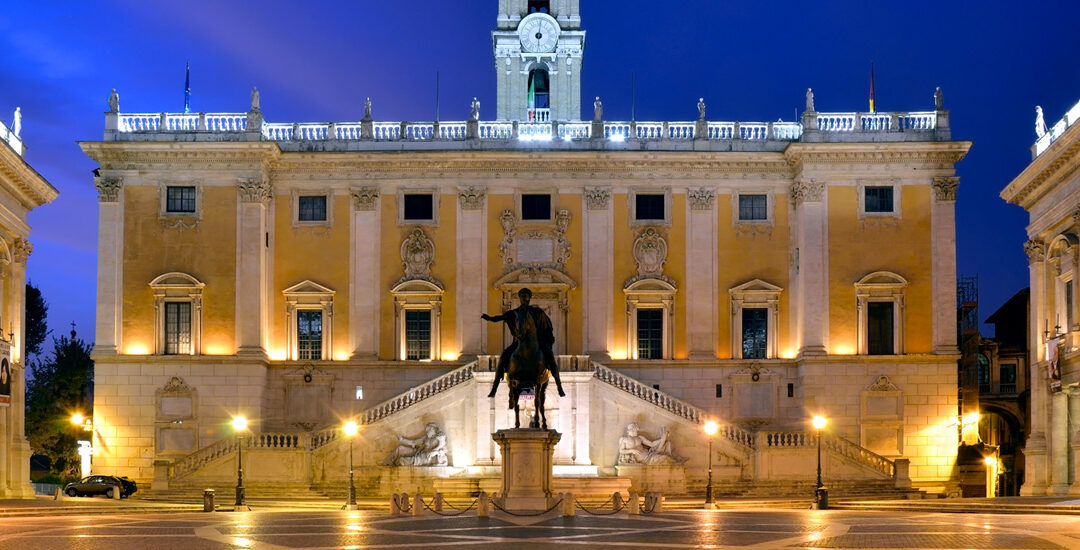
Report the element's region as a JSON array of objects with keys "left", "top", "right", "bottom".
[
  {"left": 0, "top": 138, "right": 59, "bottom": 210},
  {"left": 784, "top": 141, "right": 972, "bottom": 173},
  {"left": 78, "top": 141, "right": 281, "bottom": 172},
  {"left": 1002, "top": 121, "right": 1080, "bottom": 210}
]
